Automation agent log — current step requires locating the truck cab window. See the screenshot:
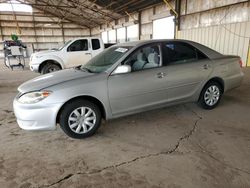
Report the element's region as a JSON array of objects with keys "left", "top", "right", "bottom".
[
  {"left": 67, "top": 39, "right": 88, "bottom": 52},
  {"left": 91, "top": 39, "right": 101, "bottom": 50}
]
